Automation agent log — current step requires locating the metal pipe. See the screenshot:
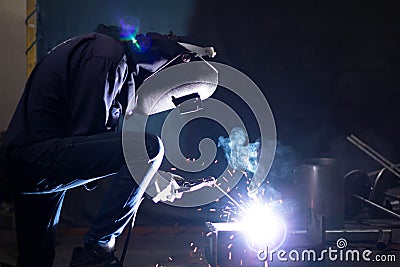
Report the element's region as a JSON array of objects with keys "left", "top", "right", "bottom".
[
  {"left": 325, "top": 229, "right": 392, "bottom": 244},
  {"left": 377, "top": 231, "right": 391, "bottom": 250}
]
